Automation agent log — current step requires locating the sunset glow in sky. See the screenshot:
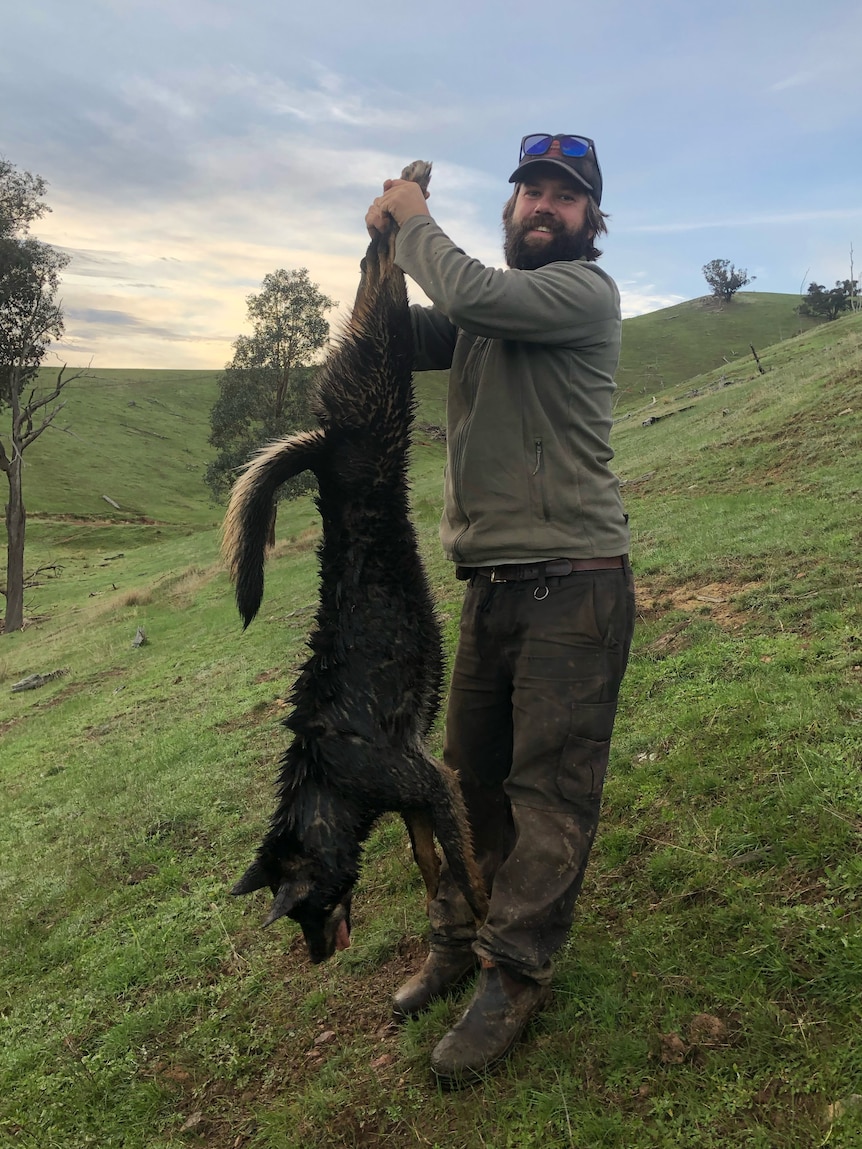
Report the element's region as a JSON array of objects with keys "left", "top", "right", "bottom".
[{"left": 3, "top": 0, "right": 861, "bottom": 368}]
